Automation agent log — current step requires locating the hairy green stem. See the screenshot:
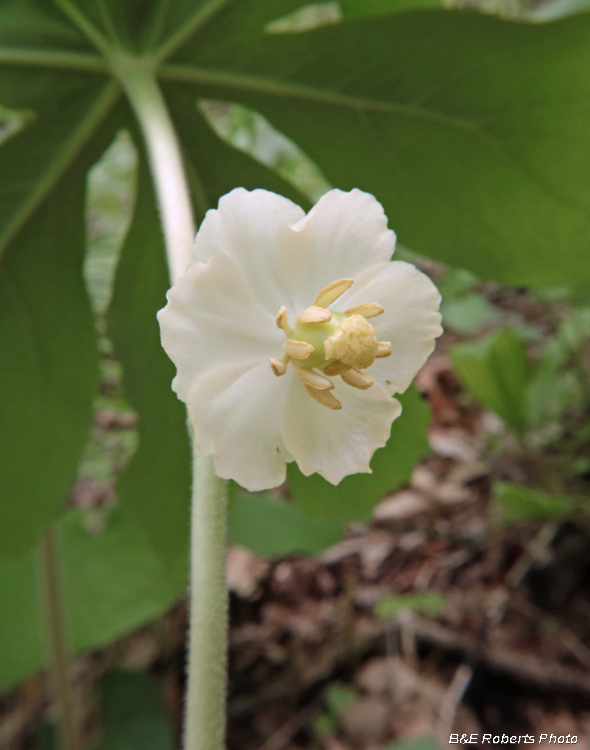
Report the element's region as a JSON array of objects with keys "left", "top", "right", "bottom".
[
  {"left": 114, "top": 54, "right": 229, "bottom": 750},
  {"left": 40, "top": 527, "right": 80, "bottom": 750},
  {"left": 186, "top": 452, "right": 228, "bottom": 750}
]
